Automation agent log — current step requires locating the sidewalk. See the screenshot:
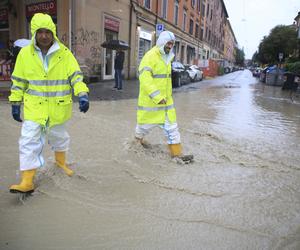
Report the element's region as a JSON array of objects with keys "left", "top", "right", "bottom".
[
  {"left": 0, "top": 79, "right": 140, "bottom": 101},
  {"left": 87, "top": 79, "right": 139, "bottom": 101},
  {"left": 0, "top": 81, "right": 11, "bottom": 101}
]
